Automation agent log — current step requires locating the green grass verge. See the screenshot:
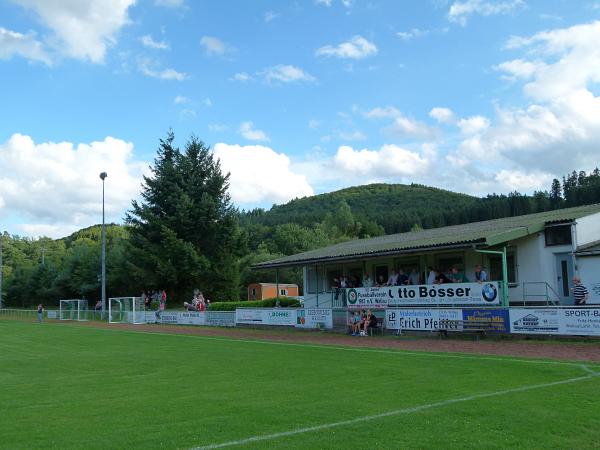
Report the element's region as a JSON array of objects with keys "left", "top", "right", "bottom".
[{"left": 0, "top": 321, "right": 598, "bottom": 449}]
